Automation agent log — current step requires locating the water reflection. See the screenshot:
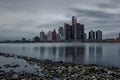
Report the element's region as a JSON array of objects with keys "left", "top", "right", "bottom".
[
  {"left": 89, "top": 47, "right": 95, "bottom": 64},
  {"left": 1, "top": 43, "right": 120, "bottom": 67},
  {"left": 96, "top": 47, "right": 103, "bottom": 64},
  {"left": 31, "top": 46, "right": 86, "bottom": 64}
]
